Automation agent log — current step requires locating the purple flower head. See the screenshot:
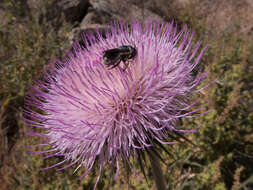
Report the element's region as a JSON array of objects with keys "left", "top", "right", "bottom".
[{"left": 23, "top": 20, "right": 209, "bottom": 188}]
